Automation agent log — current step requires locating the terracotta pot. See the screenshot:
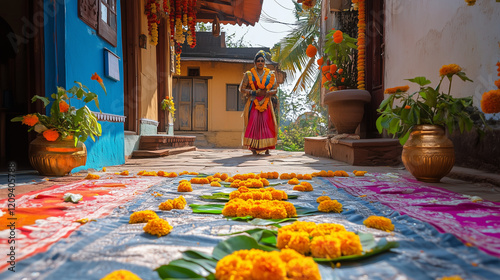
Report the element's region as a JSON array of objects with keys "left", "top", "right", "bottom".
[
  {"left": 402, "top": 125, "right": 455, "bottom": 183},
  {"left": 323, "top": 89, "right": 371, "bottom": 134},
  {"left": 29, "top": 135, "right": 87, "bottom": 176}
]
